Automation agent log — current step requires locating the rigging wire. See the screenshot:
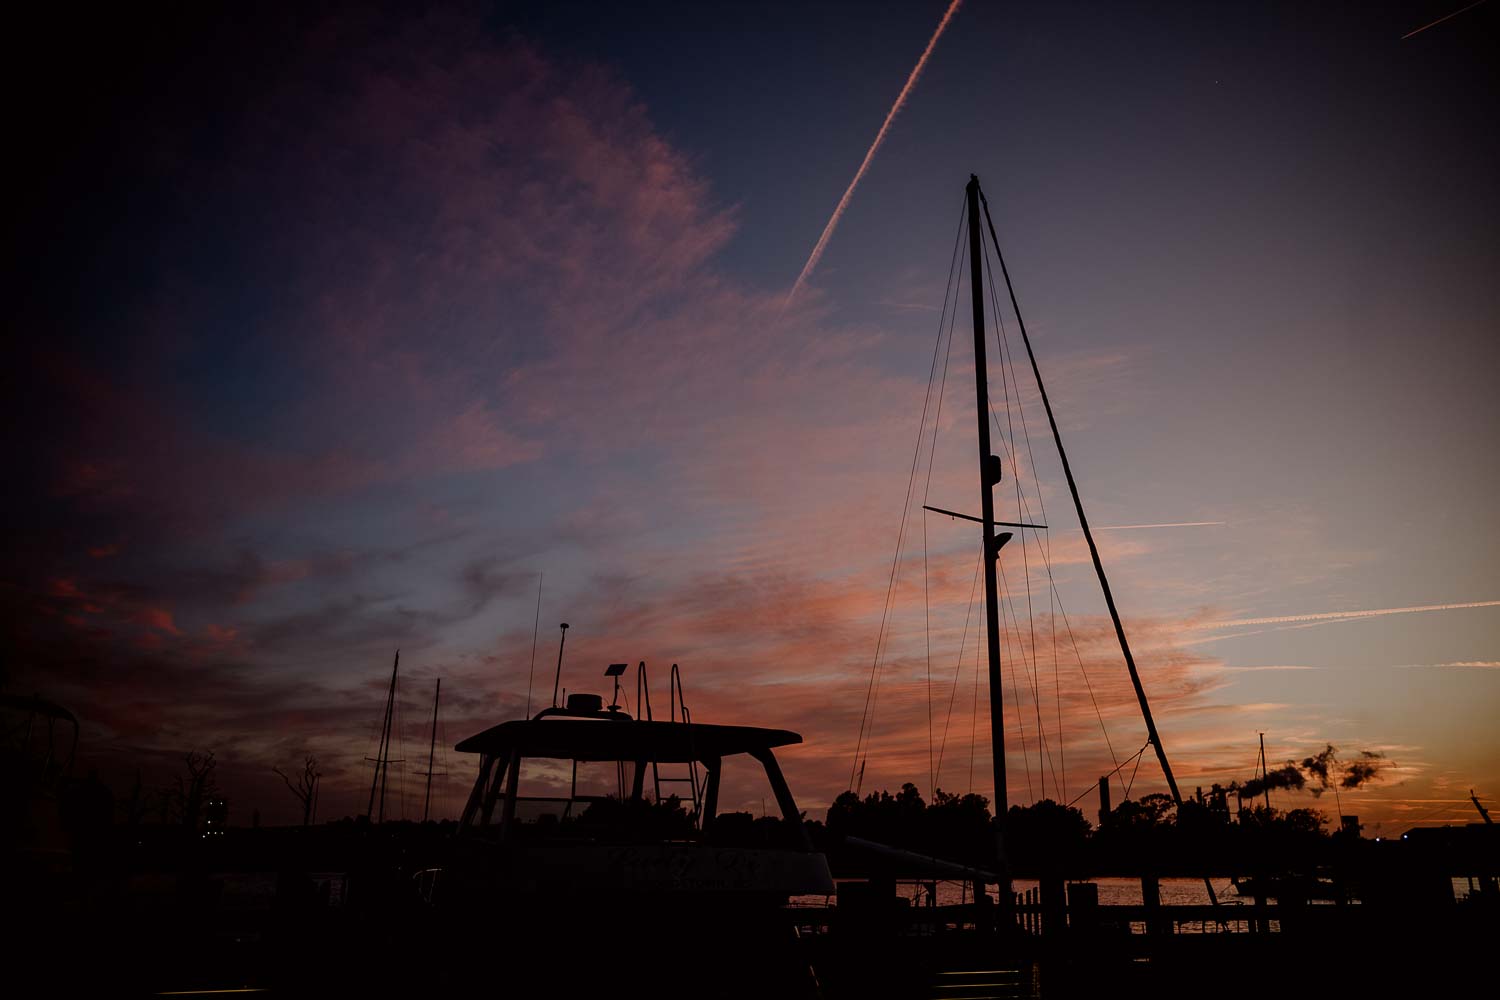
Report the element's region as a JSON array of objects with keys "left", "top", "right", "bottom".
[
  {"left": 848, "top": 197, "right": 967, "bottom": 791},
  {"left": 973, "top": 315, "right": 1092, "bottom": 808},
  {"left": 362, "top": 692, "right": 384, "bottom": 816},
  {"left": 990, "top": 270, "right": 1070, "bottom": 801},
  {"left": 924, "top": 303, "right": 1044, "bottom": 803},
  {"left": 982, "top": 237, "right": 1050, "bottom": 799},
  {"left": 984, "top": 239, "right": 1062, "bottom": 801},
  {"left": 968, "top": 598, "right": 982, "bottom": 795},
  {"left": 1051, "top": 581, "right": 1121, "bottom": 771},
  {"left": 923, "top": 505, "right": 933, "bottom": 796},
  {"left": 975, "top": 359, "right": 1049, "bottom": 804},
  {"left": 1065, "top": 739, "right": 1153, "bottom": 809},
  {"left": 1051, "top": 574, "right": 1066, "bottom": 797},
  {"left": 920, "top": 252, "right": 962, "bottom": 797},
  {"left": 934, "top": 550, "right": 982, "bottom": 788},
  {"left": 996, "top": 557, "right": 1036, "bottom": 800},
  {"left": 982, "top": 394, "right": 1057, "bottom": 801},
  {"left": 863, "top": 181, "right": 1155, "bottom": 817},
  {"left": 1008, "top": 397, "right": 1052, "bottom": 799},
  {"left": 985, "top": 383, "right": 1122, "bottom": 781},
  {"left": 438, "top": 704, "right": 451, "bottom": 820},
  {"left": 982, "top": 233, "right": 1139, "bottom": 802},
  {"left": 978, "top": 187, "right": 1203, "bottom": 860},
  {"left": 955, "top": 358, "right": 1043, "bottom": 802},
  {"left": 973, "top": 350, "right": 1052, "bottom": 801},
  {"left": 898, "top": 194, "right": 1100, "bottom": 810},
  {"left": 863, "top": 217, "right": 965, "bottom": 791},
  {"left": 1125, "top": 733, "right": 1148, "bottom": 800},
  {"left": 1018, "top": 479, "right": 1051, "bottom": 799},
  {"left": 394, "top": 675, "right": 407, "bottom": 820},
  {"left": 1399, "top": 801, "right": 1475, "bottom": 827}
]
